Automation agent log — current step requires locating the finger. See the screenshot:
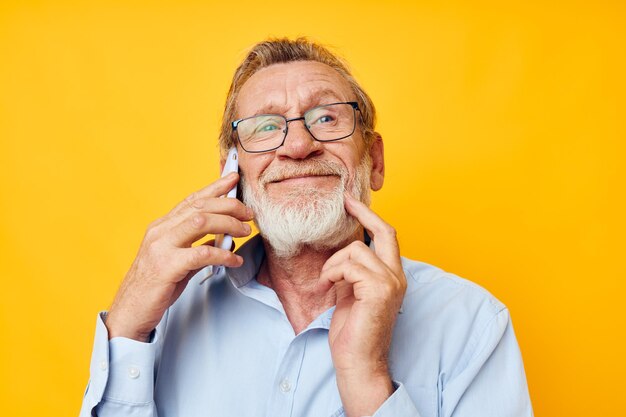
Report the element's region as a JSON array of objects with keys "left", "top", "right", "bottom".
[
  {"left": 319, "top": 260, "right": 405, "bottom": 305},
  {"left": 321, "top": 240, "right": 388, "bottom": 276},
  {"left": 183, "top": 239, "right": 217, "bottom": 279},
  {"left": 157, "top": 197, "right": 252, "bottom": 244},
  {"left": 170, "top": 172, "right": 240, "bottom": 215},
  {"left": 344, "top": 192, "right": 401, "bottom": 271},
  {"left": 169, "top": 212, "right": 251, "bottom": 247},
  {"left": 174, "top": 245, "right": 243, "bottom": 274},
  {"left": 319, "top": 258, "right": 370, "bottom": 287},
  {"left": 317, "top": 261, "right": 376, "bottom": 298},
  {"left": 175, "top": 196, "right": 253, "bottom": 222}
]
